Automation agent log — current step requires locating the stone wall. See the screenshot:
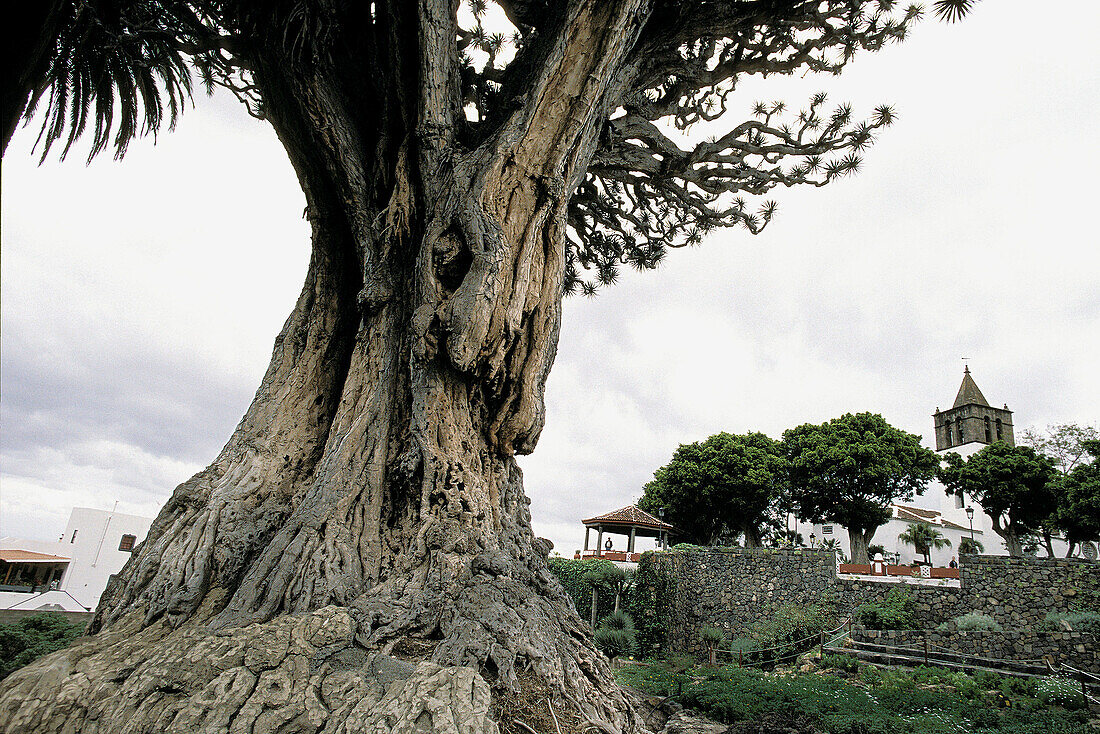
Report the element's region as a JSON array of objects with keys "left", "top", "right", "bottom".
[
  {"left": 854, "top": 628, "right": 1100, "bottom": 674},
  {"left": 958, "top": 555, "right": 1098, "bottom": 629},
  {"left": 641, "top": 548, "right": 1099, "bottom": 656}
]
